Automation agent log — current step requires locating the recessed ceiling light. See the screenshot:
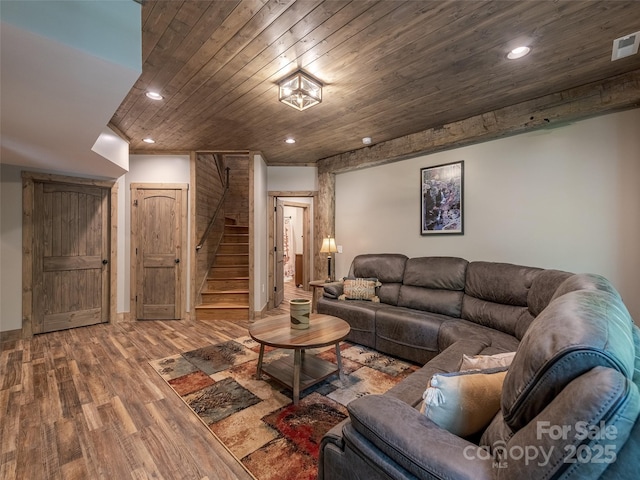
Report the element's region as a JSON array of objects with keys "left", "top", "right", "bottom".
[
  {"left": 146, "top": 91, "right": 163, "bottom": 100},
  {"left": 143, "top": 138, "right": 155, "bottom": 144},
  {"left": 285, "top": 138, "right": 296, "bottom": 144},
  {"left": 507, "top": 46, "right": 531, "bottom": 60}
]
